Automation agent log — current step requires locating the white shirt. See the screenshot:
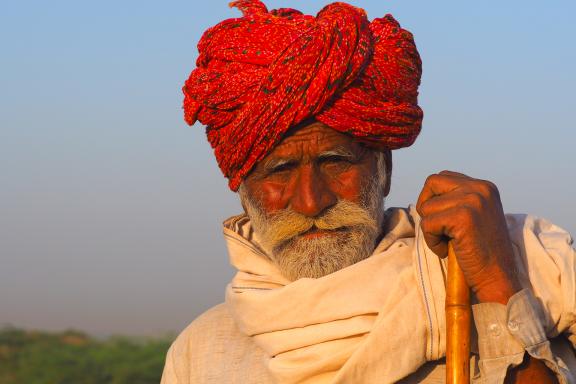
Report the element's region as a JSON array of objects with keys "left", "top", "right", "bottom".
[{"left": 161, "top": 207, "right": 576, "bottom": 383}]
